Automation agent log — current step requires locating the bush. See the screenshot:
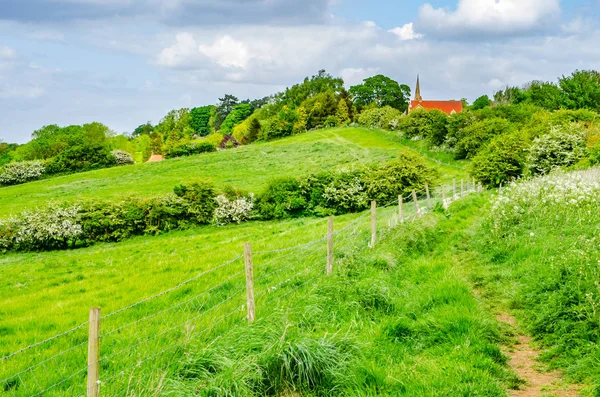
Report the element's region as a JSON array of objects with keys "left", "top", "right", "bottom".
[
  {"left": 588, "top": 132, "right": 600, "bottom": 165},
  {"left": 0, "top": 202, "right": 82, "bottom": 251},
  {"left": 397, "top": 109, "right": 448, "bottom": 146},
  {"left": 527, "top": 124, "right": 587, "bottom": 175},
  {"left": 164, "top": 141, "right": 216, "bottom": 159},
  {"left": 256, "top": 178, "right": 307, "bottom": 219},
  {"left": 0, "top": 161, "right": 45, "bottom": 185},
  {"left": 357, "top": 106, "right": 401, "bottom": 130},
  {"left": 111, "top": 150, "right": 135, "bottom": 165},
  {"left": 77, "top": 199, "right": 147, "bottom": 243},
  {"left": 213, "top": 194, "right": 255, "bottom": 225},
  {"left": 470, "top": 133, "right": 529, "bottom": 187},
  {"left": 173, "top": 179, "right": 217, "bottom": 224},
  {"left": 45, "top": 143, "right": 116, "bottom": 174},
  {"left": 454, "top": 118, "right": 512, "bottom": 159},
  {"left": 322, "top": 170, "right": 369, "bottom": 213},
  {"left": 362, "top": 153, "right": 438, "bottom": 203}
]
